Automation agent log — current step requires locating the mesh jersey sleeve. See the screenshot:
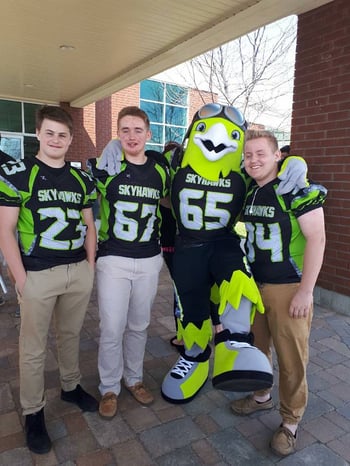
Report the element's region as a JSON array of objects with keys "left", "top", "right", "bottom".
[
  {"left": 288, "top": 183, "right": 327, "bottom": 218},
  {"left": 0, "top": 160, "right": 29, "bottom": 206}
]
